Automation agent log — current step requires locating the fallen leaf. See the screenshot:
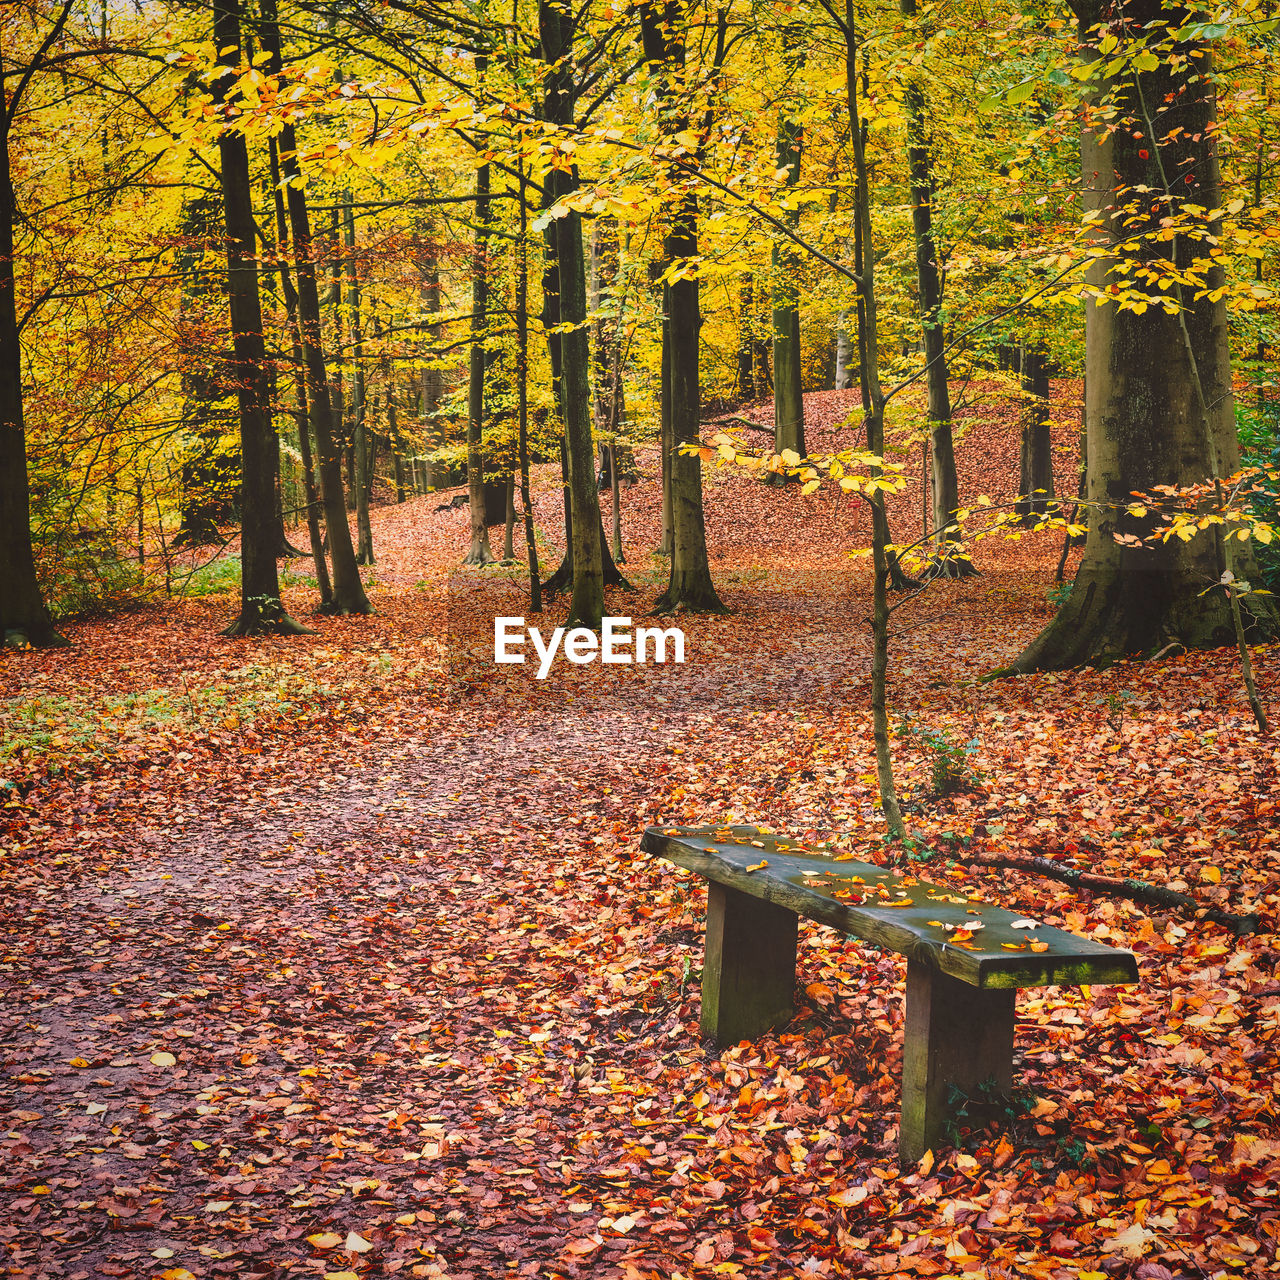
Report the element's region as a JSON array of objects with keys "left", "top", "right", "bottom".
[{"left": 1101, "top": 1222, "right": 1155, "bottom": 1259}]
